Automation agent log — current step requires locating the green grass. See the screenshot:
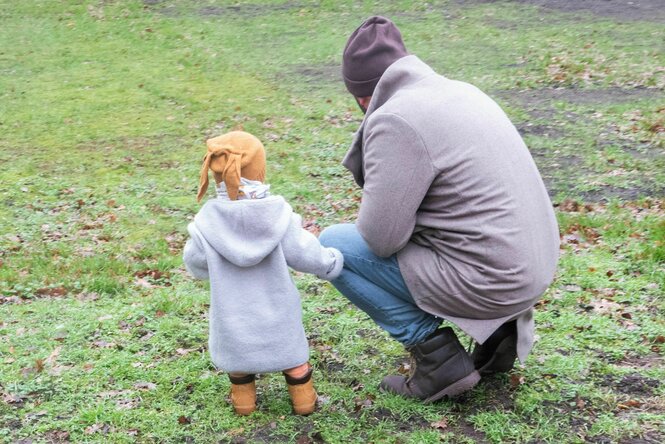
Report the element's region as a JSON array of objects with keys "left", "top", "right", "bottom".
[{"left": 1, "top": 1, "right": 664, "bottom": 442}]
